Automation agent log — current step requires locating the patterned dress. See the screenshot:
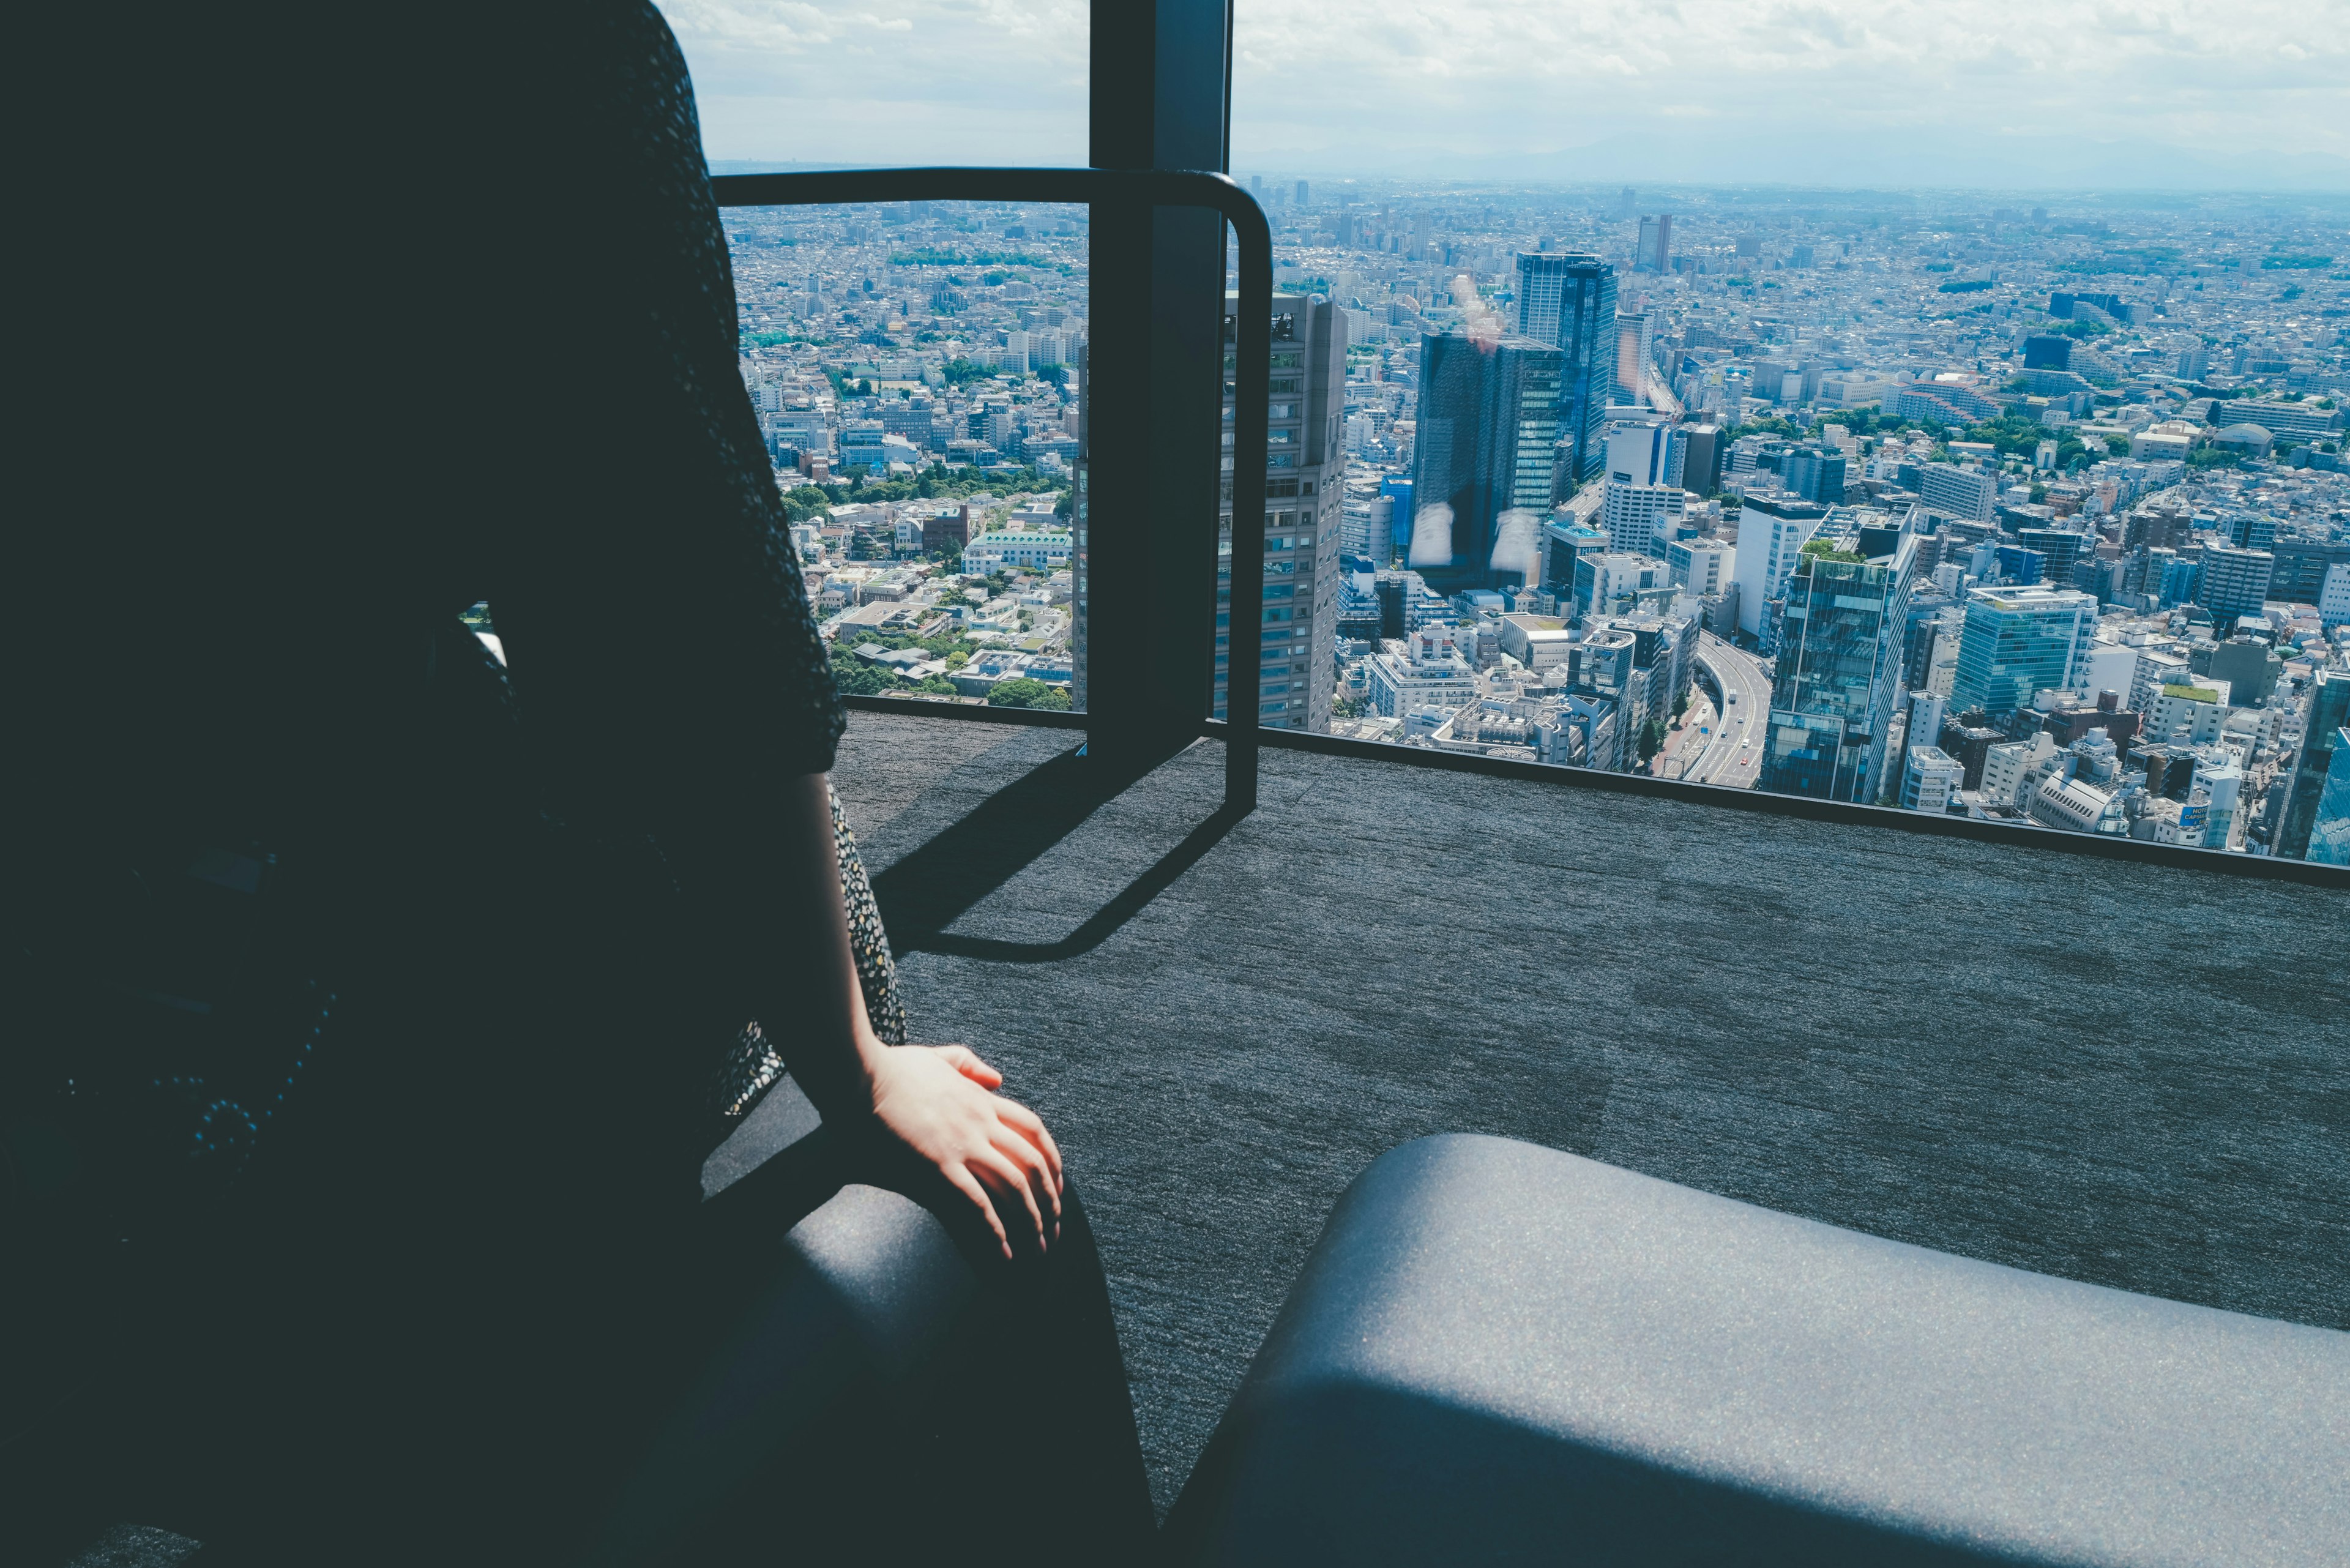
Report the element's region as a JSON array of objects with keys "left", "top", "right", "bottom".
[{"left": 711, "top": 783, "right": 906, "bottom": 1124}]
